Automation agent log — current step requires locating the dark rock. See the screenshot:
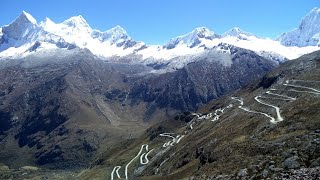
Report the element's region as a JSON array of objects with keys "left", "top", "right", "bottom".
[
  {"left": 0, "top": 111, "right": 11, "bottom": 135},
  {"left": 257, "top": 160, "right": 268, "bottom": 170},
  {"left": 281, "top": 148, "right": 298, "bottom": 159},
  {"left": 262, "top": 169, "right": 269, "bottom": 178},
  {"left": 147, "top": 126, "right": 166, "bottom": 141},
  {"left": 238, "top": 168, "right": 248, "bottom": 177},
  {"left": 83, "top": 138, "right": 98, "bottom": 153},
  {"left": 248, "top": 165, "right": 258, "bottom": 174},
  {"left": 310, "top": 157, "right": 320, "bottom": 167},
  {"left": 283, "top": 156, "right": 300, "bottom": 169},
  {"left": 146, "top": 62, "right": 169, "bottom": 70},
  {"left": 195, "top": 147, "right": 204, "bottom": 158},
  {"left": 256, "top": 75, "right": 278, "bottom": 89},
  {"left": 270, "top": 161, "right": 275, "bottom": 165},
  {"left": 36, "top": 147, "right": 63, "bottom": 165},
  {"left": 28, "top": 41, "right": 41, "bottom": 52},
  {"left": 269, "top": 165, "right": 275, "bottom": 170},
  {"left": 174, "top": 112, "right": 194, "bottom": 123}
]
